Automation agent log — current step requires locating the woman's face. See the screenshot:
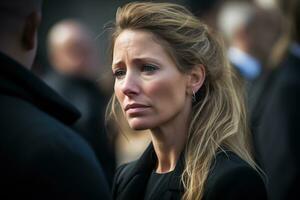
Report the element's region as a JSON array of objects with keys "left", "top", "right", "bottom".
[{"left": 112, "top": 29, "right": 191, "bottom": 130}]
